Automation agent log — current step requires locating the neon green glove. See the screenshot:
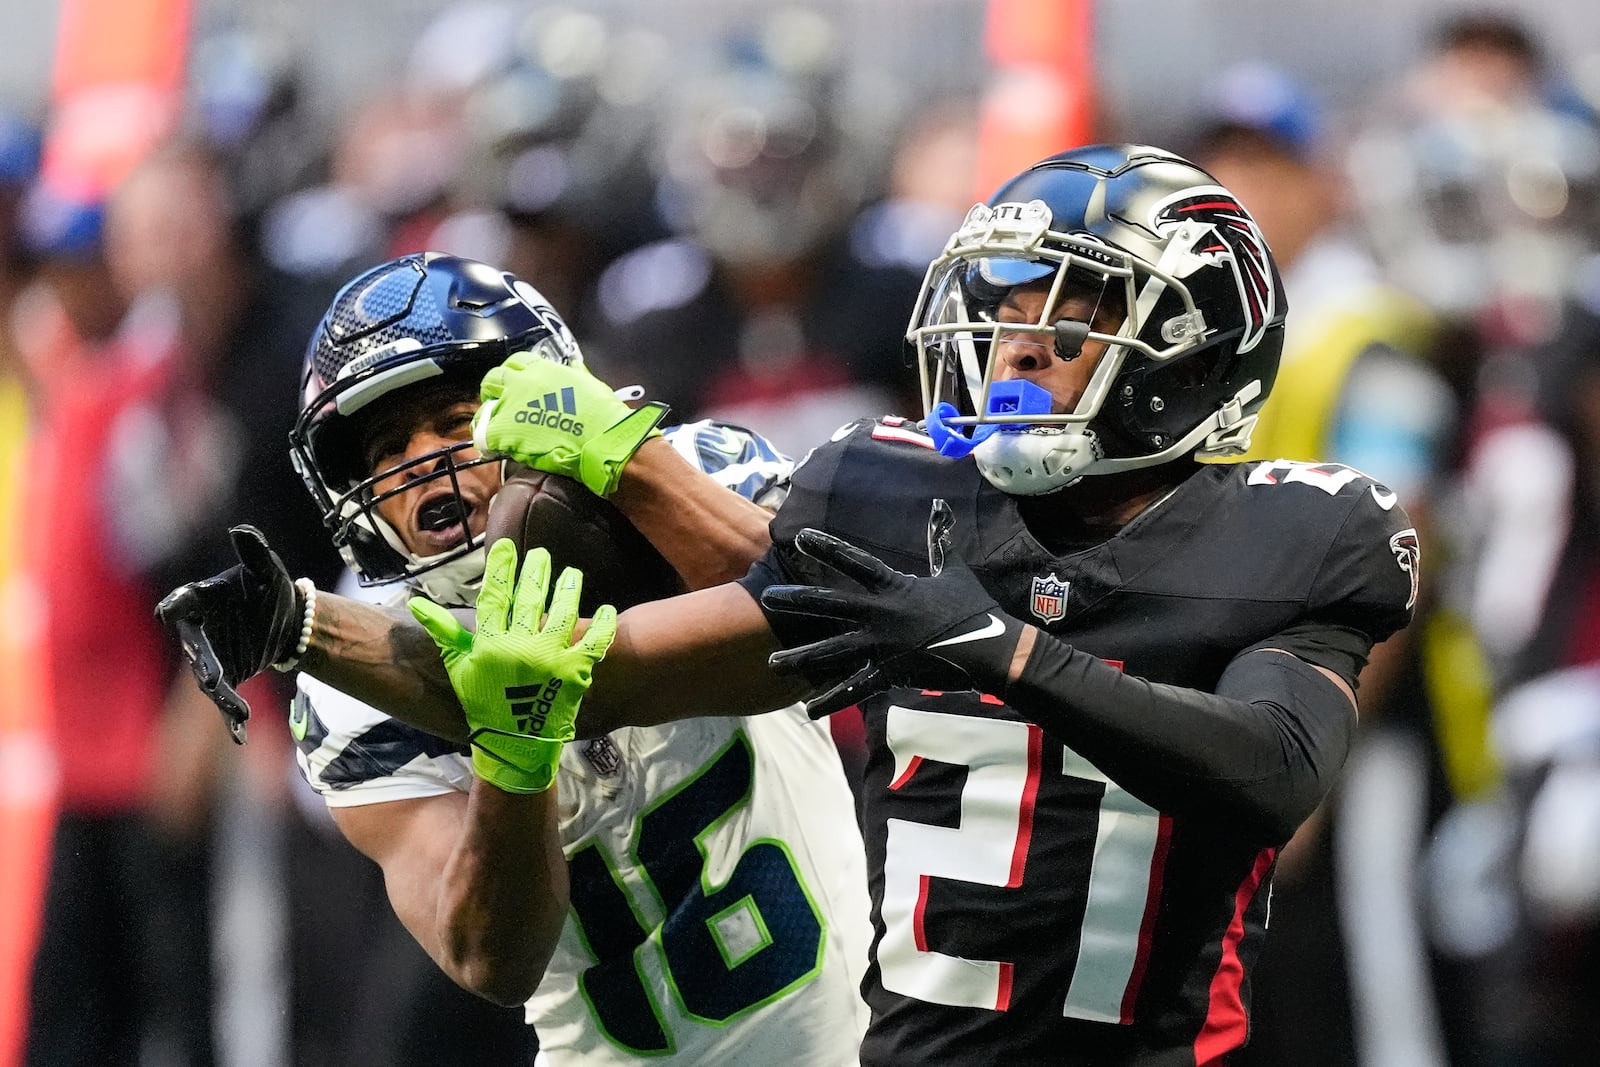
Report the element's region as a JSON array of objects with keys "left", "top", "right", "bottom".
[
  {"left": 472, "top": 352, "right": 669, "bottom": 497},
  {"left": 409, "top": 539, "right": 618, "bottom": 794}
]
